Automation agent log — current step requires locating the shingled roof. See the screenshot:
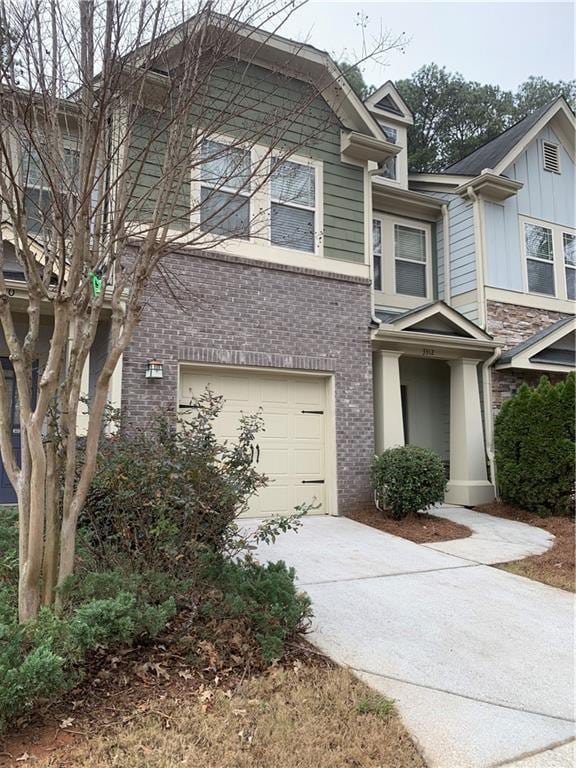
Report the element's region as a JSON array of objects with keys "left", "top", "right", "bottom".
[{"left": 444, "top": 99, "right": 560, "bottom": 176}]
